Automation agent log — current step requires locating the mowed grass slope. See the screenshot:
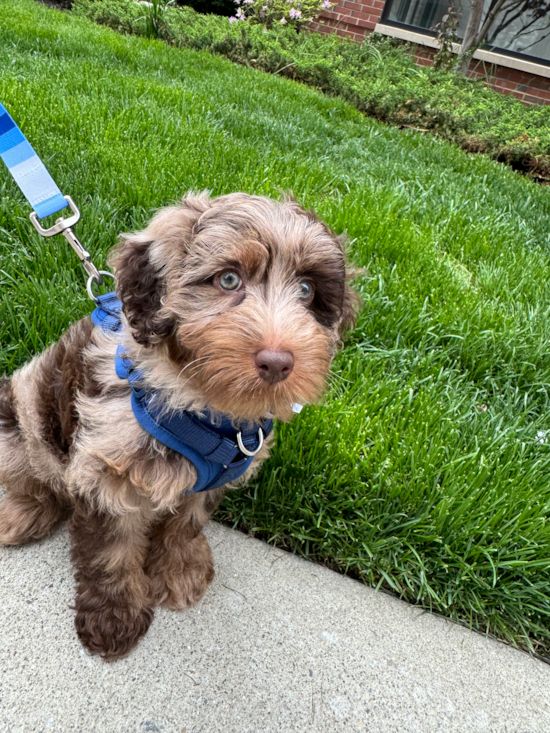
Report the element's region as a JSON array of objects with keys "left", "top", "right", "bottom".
[{"left": 2, "top": 0, "right": 550, "bottom": 656}]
